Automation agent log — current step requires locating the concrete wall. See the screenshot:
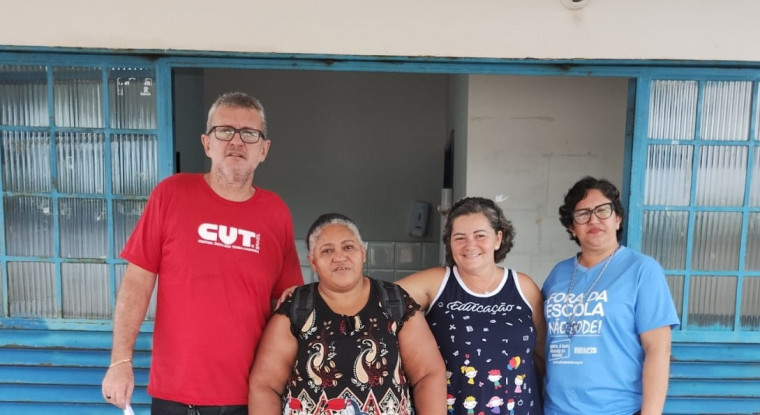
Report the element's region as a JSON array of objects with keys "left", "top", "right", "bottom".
[
  {"left": 464, "top": 75, "right": 629, "bottom": 283},
  {"left": 2, "top": 1, "right": 759, "bottom": 63}
]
